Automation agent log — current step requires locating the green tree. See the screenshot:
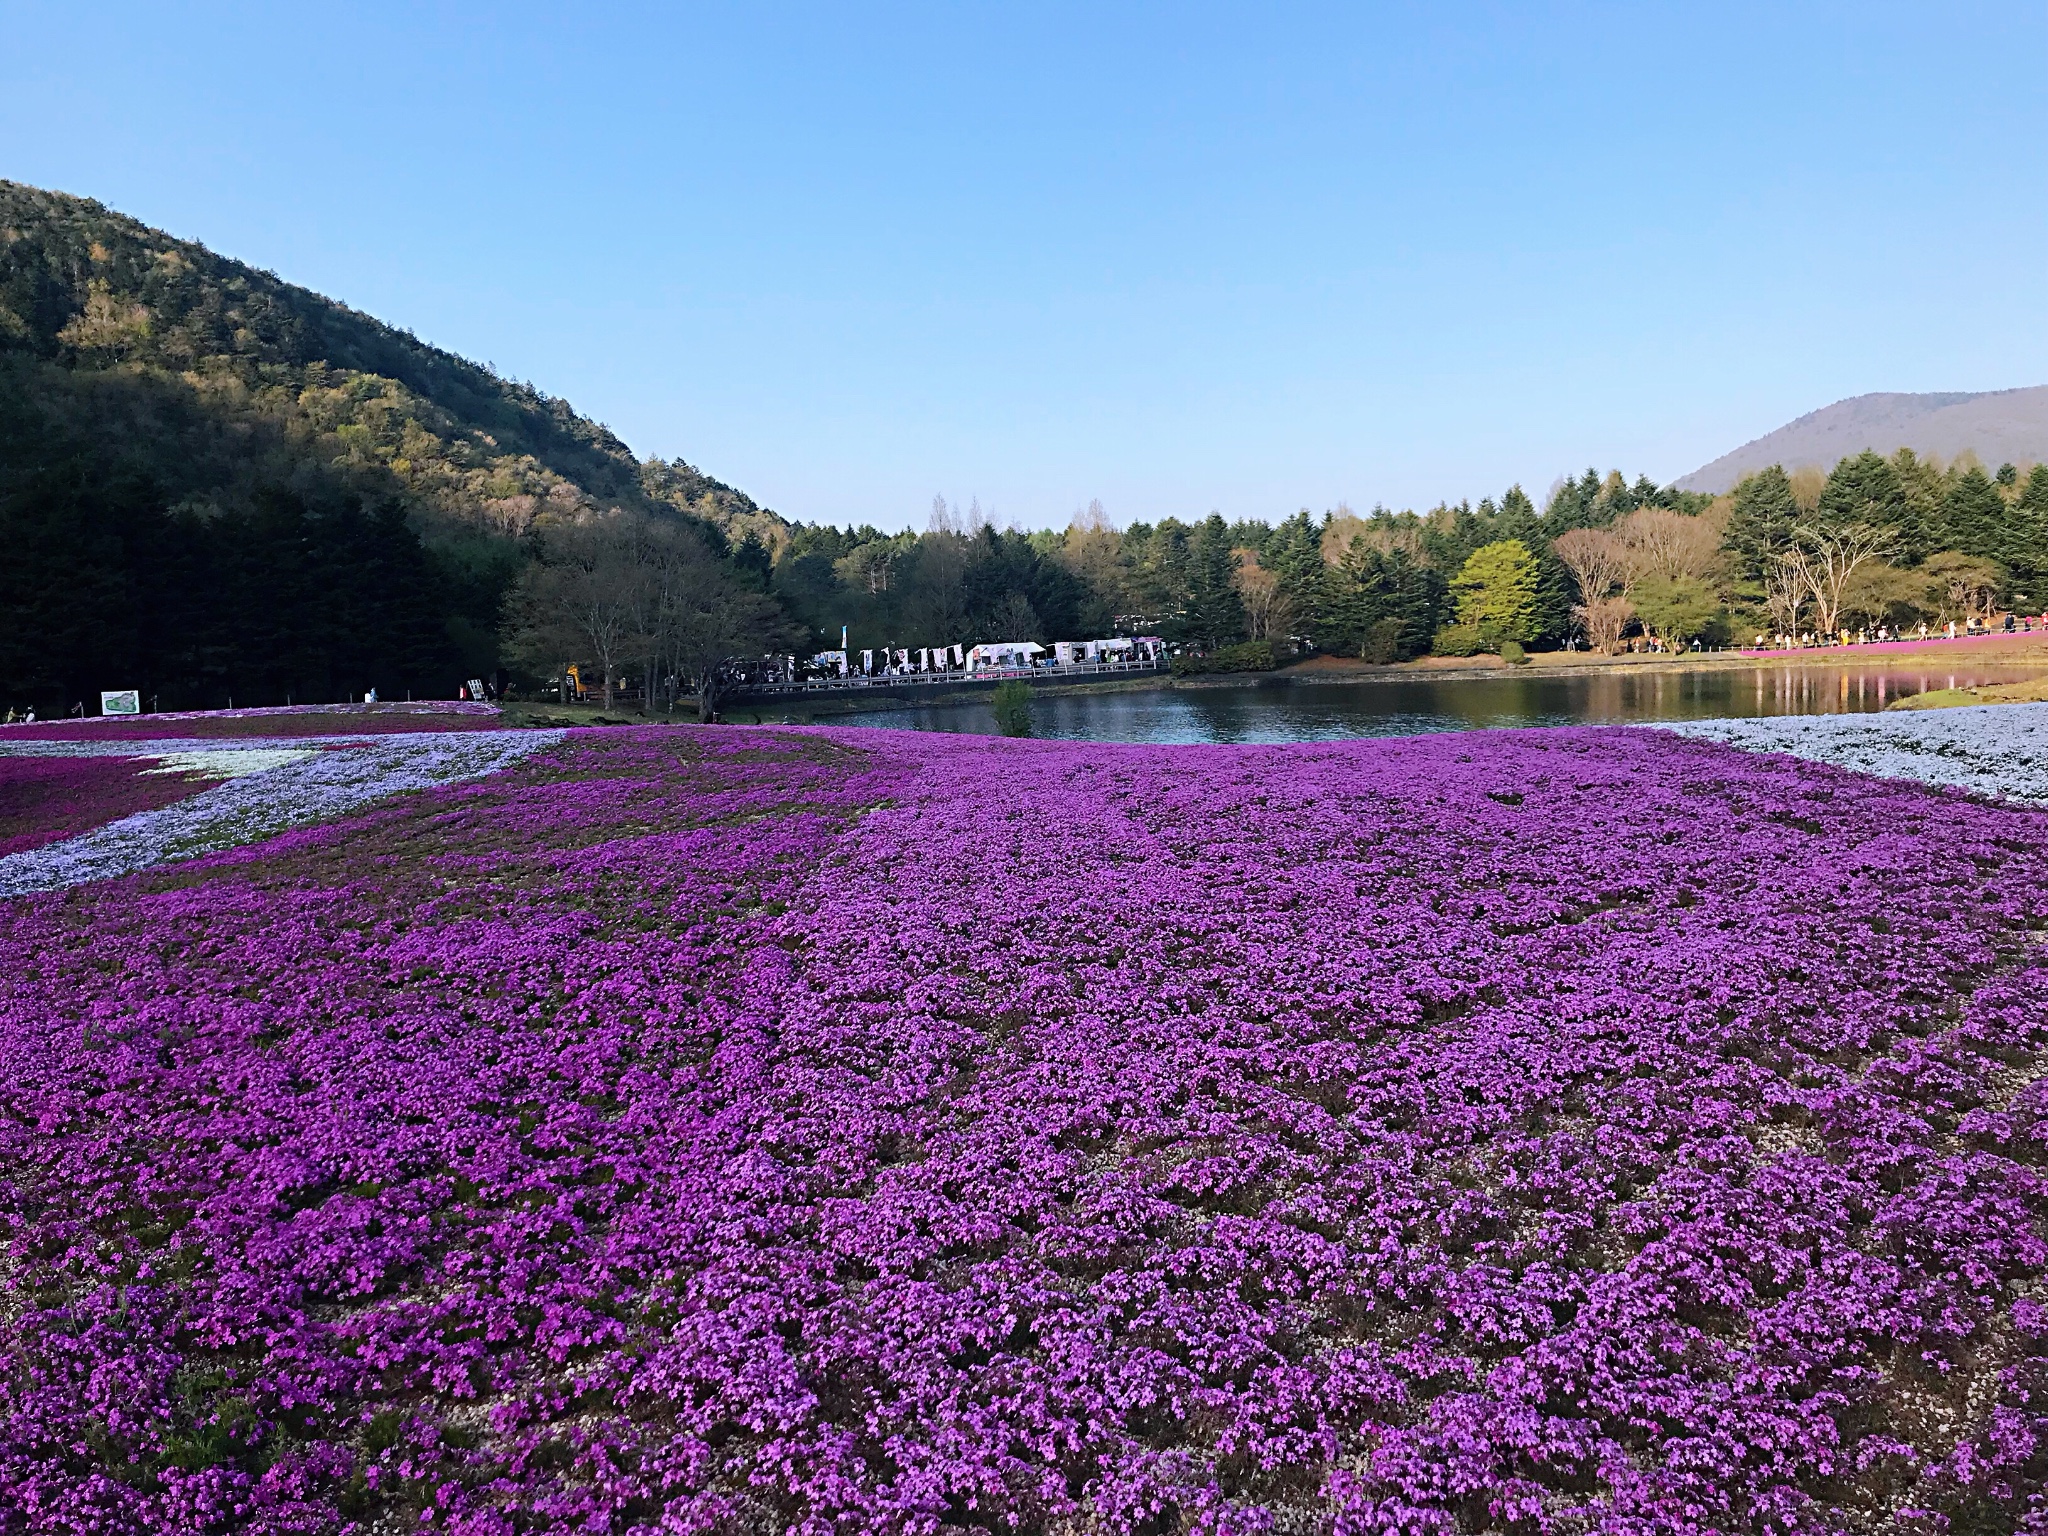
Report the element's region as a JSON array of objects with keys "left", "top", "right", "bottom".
[
  {"left": 1632, "top": 575, "right": 1721, "bottom": 646},
  {"left": 1819, "top": 452, "right": 1909, "bottom": 541},
  {"left": 1724, "top": 467, "right": 1800, "bottom": 579},
  {"left": 1261, "top": 511, "right": 1330, "bottom": 639},
  {"left": 1890, "top": 449, "right": 1946, "bottom": 559},
  {"left": 1448, "top": 539, "right": 1540, "bottom": 645},
  {"left": 1328, "top": 541, "right": 1444, "bottom": 659},
  {"left": 1179, "top": 513, "right": 1247, "bottom": 648},
  {"left": 2013, "top": 465, "right": 2048, "bottom": 592},
  {"left": 1941, "top": 465, "right": 2009, "bottom": 568},
  {"left": 990, "top": 679, "right": 1033, "bottom": 736}
]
